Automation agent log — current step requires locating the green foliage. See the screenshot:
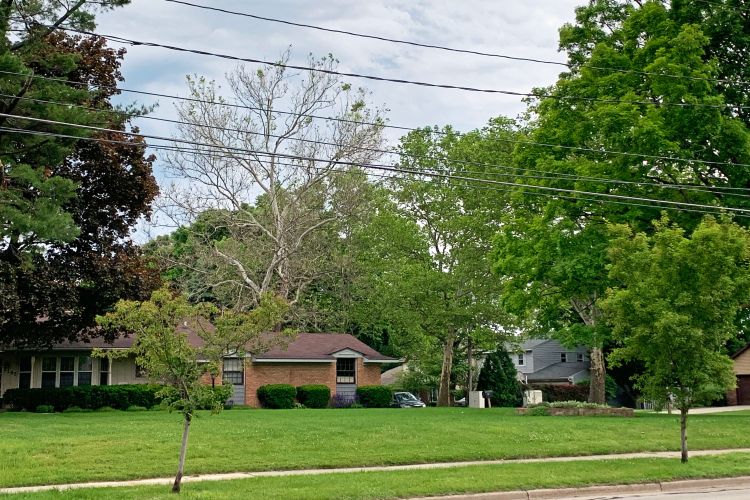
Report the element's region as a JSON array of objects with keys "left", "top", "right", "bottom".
[
  {"left": 525, "top": 406, "right": 550, "bottom": 416},
  {"left": 531, "top": 384, "right": 589, "bottom": 403},
  {"left": 296, "top": 385, "right": 331, "bottom": 409},
  {"left": 529, "top": 401, "right": 610, "bottom": 409},
  {"left": 257, "top": 384, "right": 297, "bottom": 409},
  {"left": 477, "top": 350, "right": 523, "bottom": 407},
  {"left": 4, "top": 384, "right": 163, "bottom": 412},
  {"left": 34, "top": 405, "right": 54, "bottom": 413},
  {"left": 355, "top": 385, "right": 392, "bottom": 408},
  {"left": 604, "top": 216, "right": 750, "bottom": 411},
  {"left": 126, "top": 406, "right": 148, "bottom": 412}
]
